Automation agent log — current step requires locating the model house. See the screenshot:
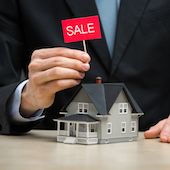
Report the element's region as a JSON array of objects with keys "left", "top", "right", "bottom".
[{"left": 54, "top": 78, "right": 143, "bottom": 144}]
